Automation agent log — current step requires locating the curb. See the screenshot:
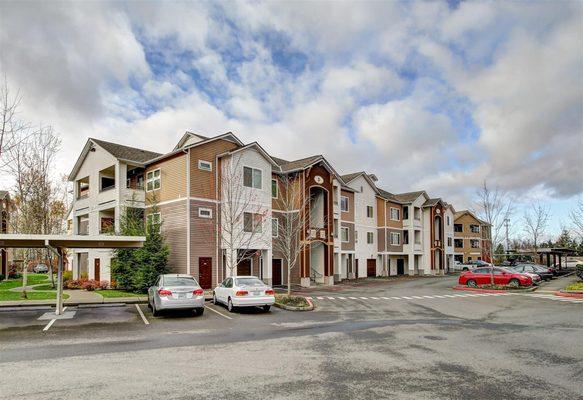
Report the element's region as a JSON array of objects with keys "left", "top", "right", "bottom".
[
  {"left": 555, "top": 291, "right": 583, "bottom": 299},
  {"left": 274, "top": 297, "right": 314, "bottom": 311},
  {"left": 452, "top": 285, "right": 537, "bottom": 294}
]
